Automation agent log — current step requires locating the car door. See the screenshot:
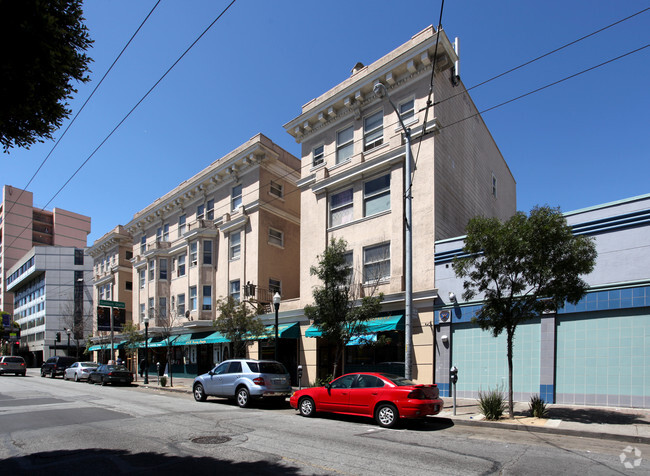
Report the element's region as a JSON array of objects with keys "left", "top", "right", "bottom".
[
  {"left": 319, "top": 374, "right": 357, "bottom": 412},
  {"left": 217, "top": 361, "right": 243, "bottom": 397},
  {"left": 203, "top": 362, "right": 229, "bottom": 395},
  {"left": 66, "top": 362, "right": 78, "bottom": 379},
  {"left": 348, "top": 374, "right": 385, "bottom": 416}
]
